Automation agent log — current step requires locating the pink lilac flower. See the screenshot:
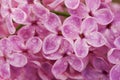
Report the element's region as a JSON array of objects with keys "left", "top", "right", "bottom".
[{"left": 68, "top": 0, "right": 114, "bottom": 25}]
